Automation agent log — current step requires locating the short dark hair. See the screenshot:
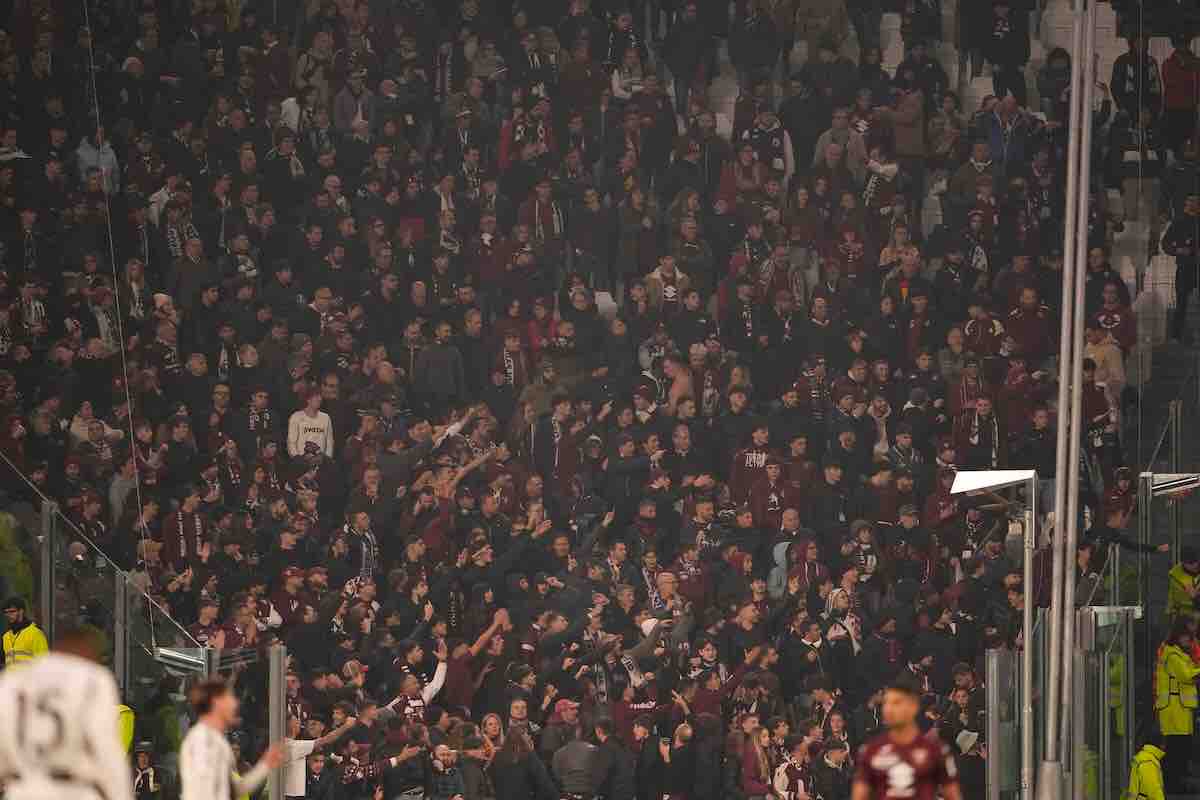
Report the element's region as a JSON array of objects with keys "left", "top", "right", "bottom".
[
  {"left": 190, "top": 678, "right": 232, "bottom": 715},
  {"left": 886, "top": 674, "right": 923, "bottom": 698}
]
